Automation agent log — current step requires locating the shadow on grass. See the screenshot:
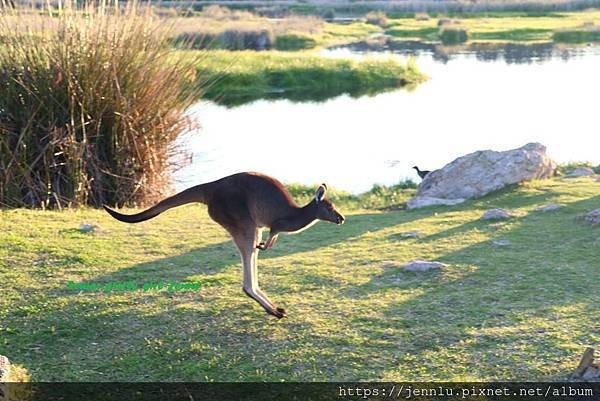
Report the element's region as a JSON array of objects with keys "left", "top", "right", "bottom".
[
  {"left": 344, "top": 195, "right": 599, "bottom": 380},
  {"left": 5, "top": 193, "right": 598, "bottom": 380}
]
